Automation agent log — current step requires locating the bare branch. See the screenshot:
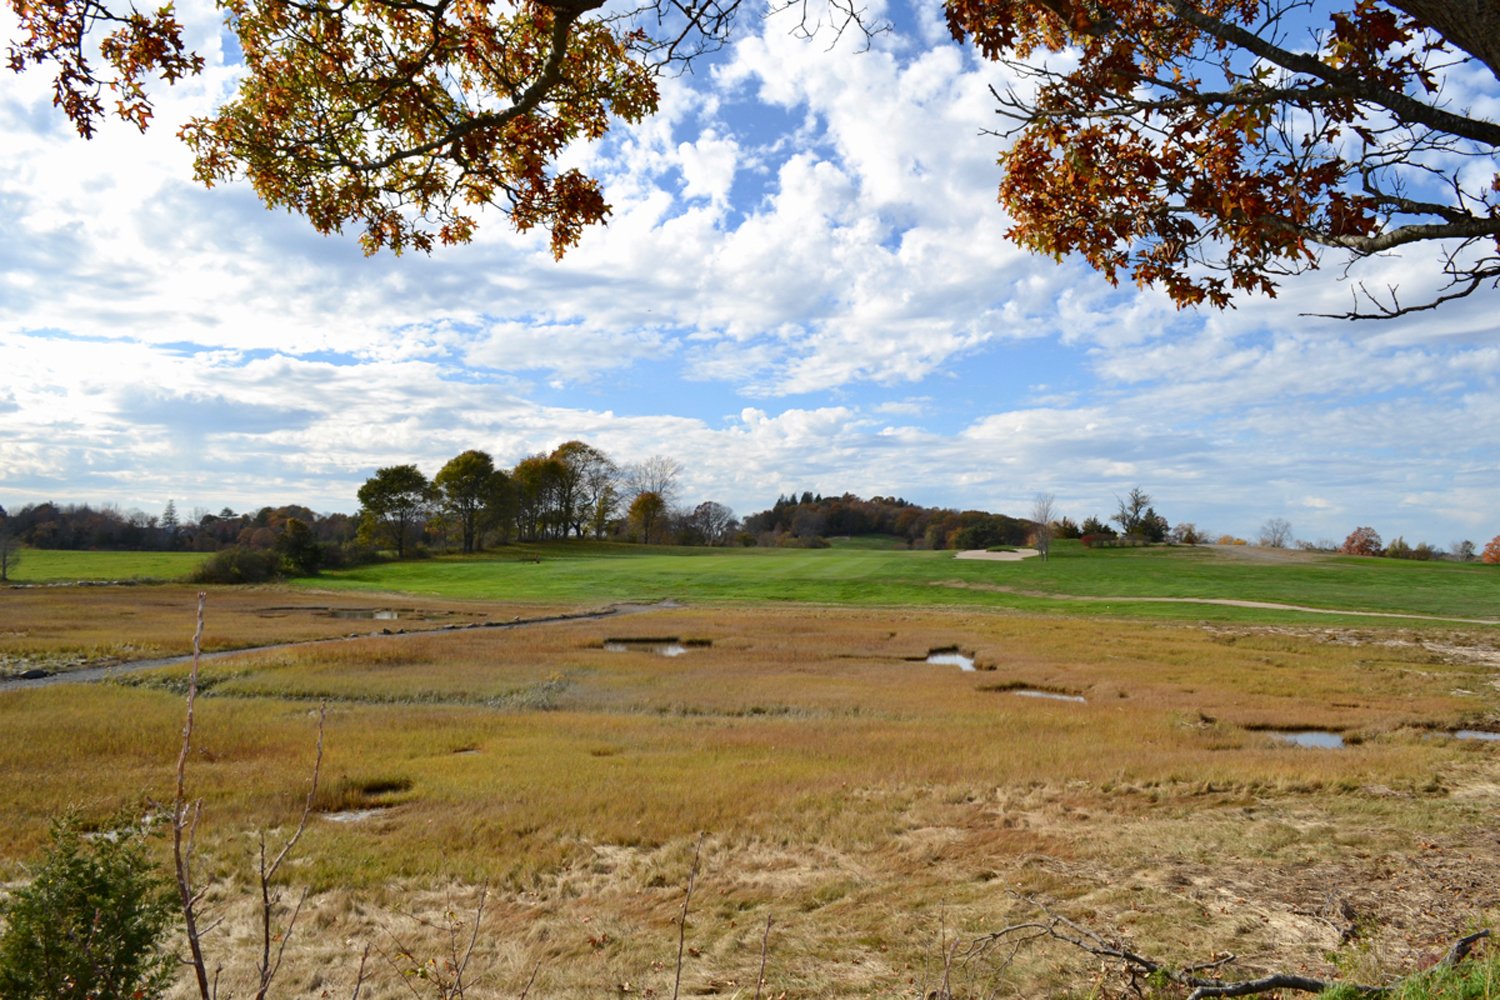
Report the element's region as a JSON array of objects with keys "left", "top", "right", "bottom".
[
  {"left": 173, "top": 591, "right": 213, "bottom": 1000},
  {"left": 1165, "top": 1, "right": 1500, "bottom": 147},
  {"left": 671, "top": 833, "right": 705, "bottom": 1000},
  {"left": 753, "top": 914, "right": 773, "bottom": 1000},
  {"left": 973, "top": 897, "right": 1491, "bottom": 1000}
]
